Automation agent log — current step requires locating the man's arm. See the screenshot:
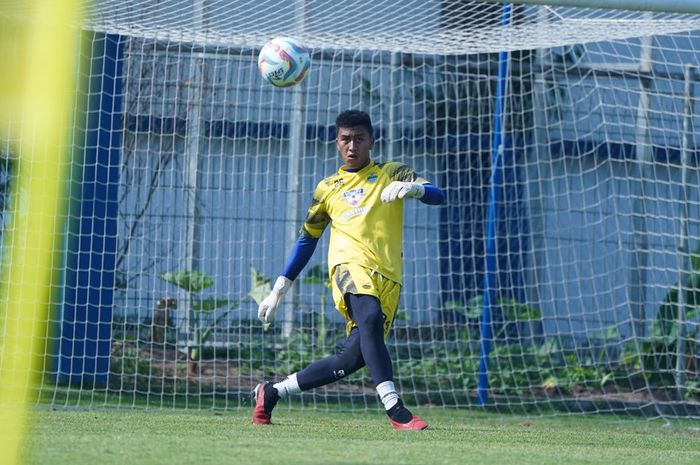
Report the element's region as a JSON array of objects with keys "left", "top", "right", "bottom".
[
  {"left": 379, "top": 162, "right": 445, "bottom": 205},
  {"left": 257, "top": 235, "right": 319, "bottom": 326},
  {"left": 418, "top": 184, "right": 445, "bottom": 205},
  {"left": 258, "top": 180, "right": 329, "bottom": 327},
  {"left": 380, "top": 182, "right": 445, "bottom": 205},
  {"left": 281, "top": 235, "right": 319, "bottom": 280}
]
